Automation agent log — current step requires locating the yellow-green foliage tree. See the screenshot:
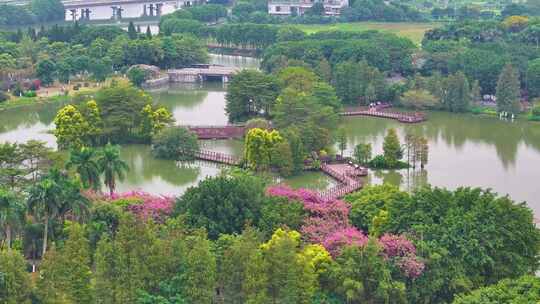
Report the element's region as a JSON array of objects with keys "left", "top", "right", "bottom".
[
  {"left": 260, "top": 228, "right": 328, "bottom": 304},
  {"left": 140, "top": 104, "right": 174, "bottom": 138},
  {"left": 53, "top": 105, "right": 90, "bottom": 150},
  {"left": 244, "top": 128, "right": 283, "bottom": 171},
  {"left": 81, "top": 100, "right": 103, "bottom": 145},
  {"left": 503, "top": 15, "right": 529, "bottom": 32},
  {"left": 0, "top": 249, "right": 32, "bottom": 303}
]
